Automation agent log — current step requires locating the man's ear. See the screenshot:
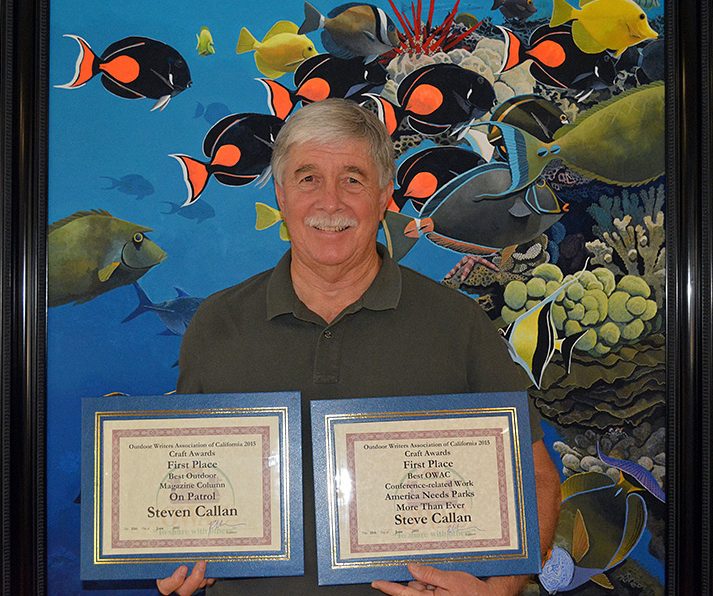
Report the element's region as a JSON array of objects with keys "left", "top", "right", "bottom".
[
  {"left": 275, "top": 182, "right": 286, "bottom": 211},
  {"left": 379, "top": 181, "right": 395, "bottom": 214}
]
